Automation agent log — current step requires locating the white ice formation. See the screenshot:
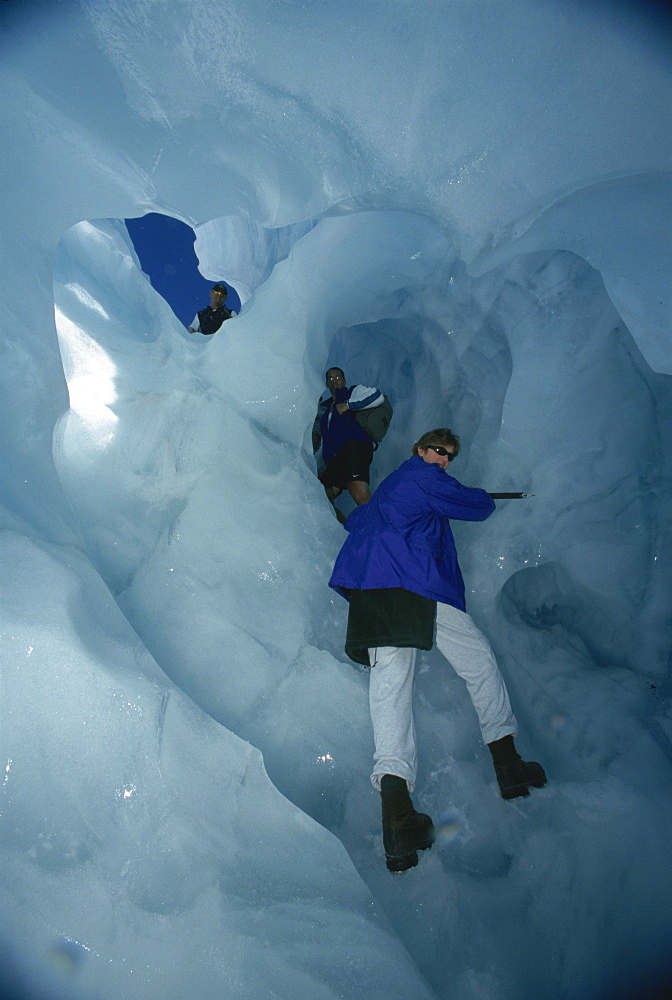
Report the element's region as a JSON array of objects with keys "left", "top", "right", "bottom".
[{"left": 1, "top": 3, "right": 671, "bottom": 1000}]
